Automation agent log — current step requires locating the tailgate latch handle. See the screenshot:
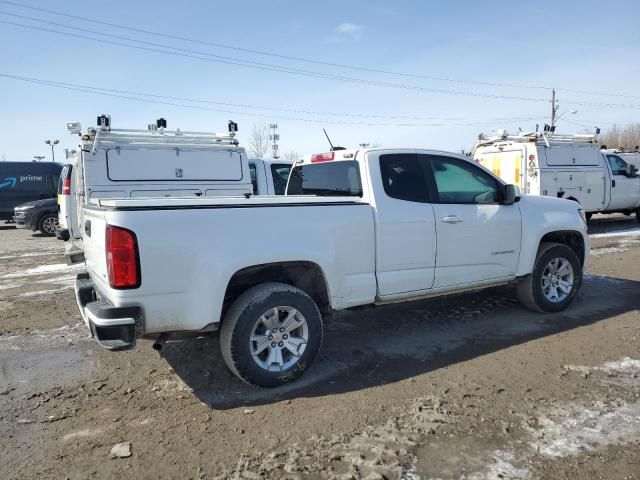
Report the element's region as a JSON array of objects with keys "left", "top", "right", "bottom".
[{"left": 84, "top": 220, "right": 91, "bottom": 237}]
